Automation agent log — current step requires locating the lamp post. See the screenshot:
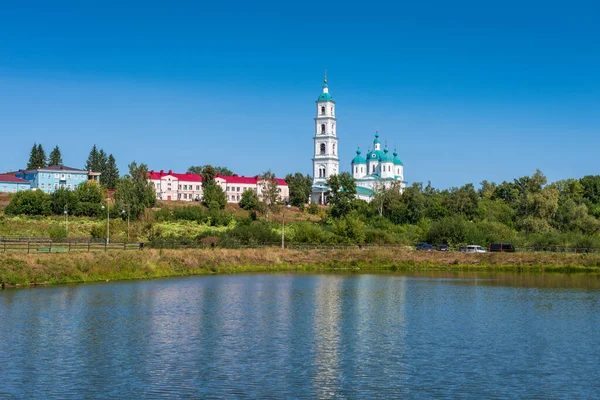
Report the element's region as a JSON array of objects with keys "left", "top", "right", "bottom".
[
  {"left": 122, "top": 204, "right": 130, "bottom": 242},
  {"left": 64, "top": 205, "right": 68, "bottom": 236},
  {"left": 101, "top": 204, "right": 110, "bottom": 244}
]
